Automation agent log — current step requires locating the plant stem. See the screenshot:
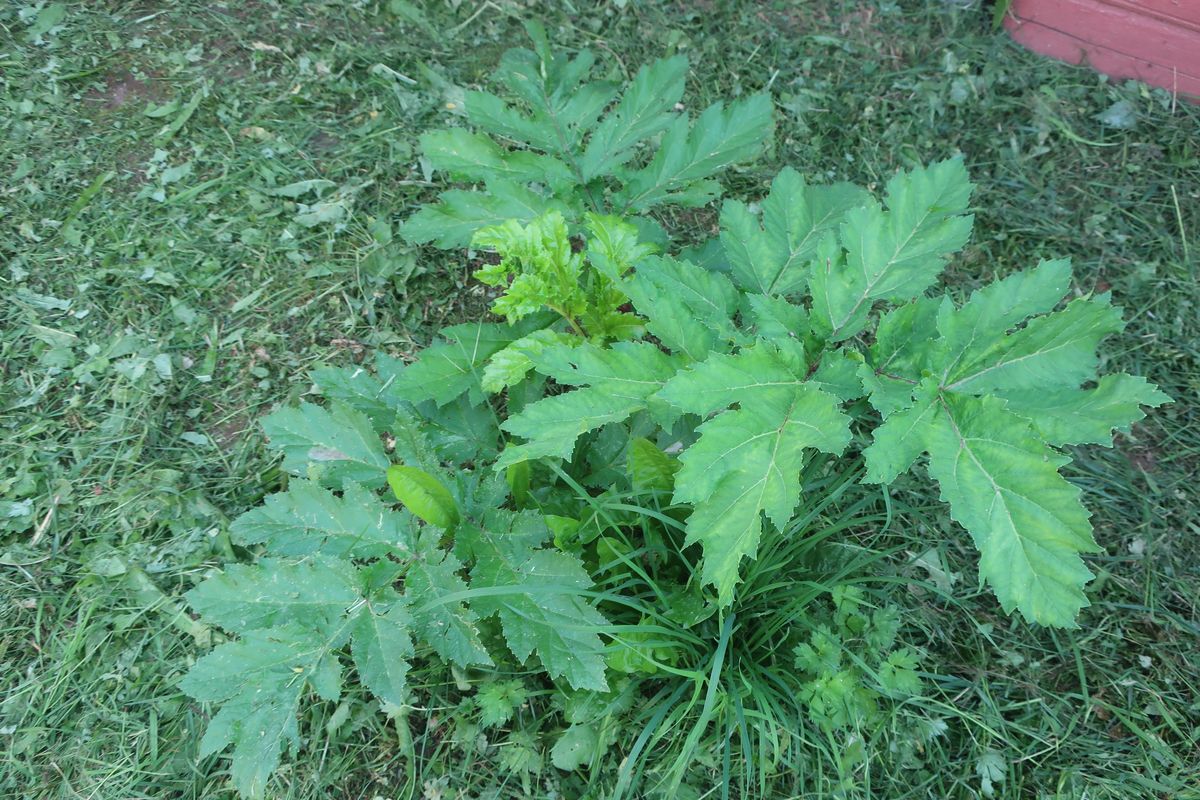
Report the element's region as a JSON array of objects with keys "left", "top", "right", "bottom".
[{"left": 549, "top": 304, "right": 586, "bottom": 337}]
